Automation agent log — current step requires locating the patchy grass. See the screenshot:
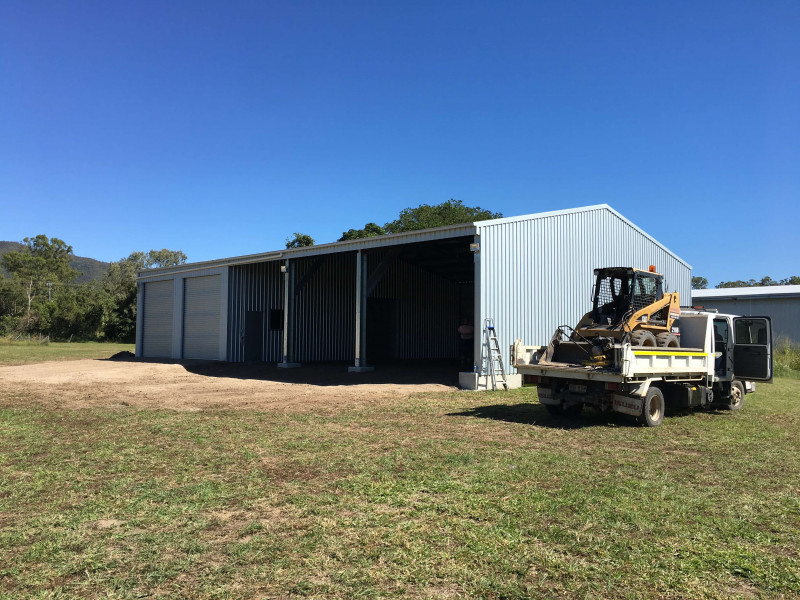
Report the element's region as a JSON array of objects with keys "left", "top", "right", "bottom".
[
  {"left": 774, "top": 339, "right": 800, "bottom": 379},
  {"left": 0, "top": 340, "right": 134, "bottom": 365},
  {"left": 0, "top": 379, "right": 798, "bottom": 598}
]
